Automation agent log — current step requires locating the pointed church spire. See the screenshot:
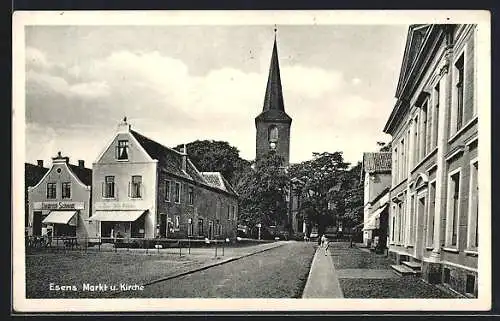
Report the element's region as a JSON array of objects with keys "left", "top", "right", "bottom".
[{"left": 262, "top": 28, "right": 285, "bottom": 113}]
